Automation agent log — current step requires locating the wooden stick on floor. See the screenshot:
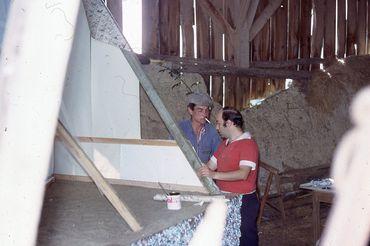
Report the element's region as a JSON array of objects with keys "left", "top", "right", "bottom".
[{"left": 56, "top": 120, "right": 142, "bottom": 232}]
